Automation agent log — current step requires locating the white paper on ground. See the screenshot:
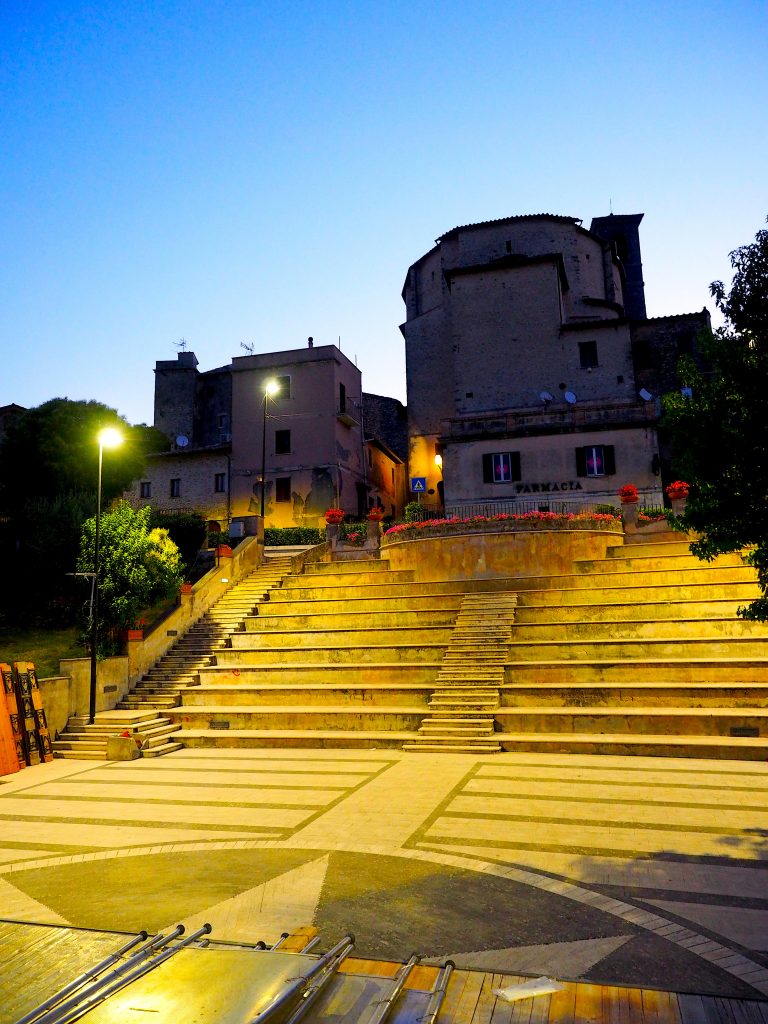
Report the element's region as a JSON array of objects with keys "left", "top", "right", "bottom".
[{"left": 492, "top": 976, "right": 564, "bottom": 1002}]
